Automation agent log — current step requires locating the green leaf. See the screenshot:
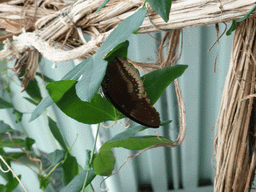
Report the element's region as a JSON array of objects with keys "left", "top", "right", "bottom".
[
  {"left": 236, "top": 4, "right": 256, "bottom": 22},
  {"left": 84, "top": 184, "right": 94, "bottom": 192},
  {"left": 0, "top": 121, "right": 15, "bottom": 134},
  {"left": 104, "top": 40, "right": 129, "bottom": 62},
  {"left": 47, "top": 65, "right": 187, "bottom": 124},
  {"left": 226, "top": 4, "right": 256, "bottom": 36},
  {"left": 12, "top": 109, "right": 23, "bottom": 123},
  {"left": 60, "top": 170, "right": 96, "bottom": 192},
  {"left": 92, "top": 121, "right": 171, "bottom": 176},
  {"left": 38, "top": 174, "right": 52, "bottom": 190},
  {"left": 93, "top": 135, "right": 173, "bottom": 176},
  {"left": 47, "top": 81, "right": 119, "bottom": 124},
  {"left": 84, "top": 149, "right": 91, "bottom": 170},
  {"left": 29, "top": 60, "right": 87, "bottom": 122},
  {"left": 62, "top": 153, "right": 78, "bottom": 186},
  {"left": 47, "top": 80, "right": 76, "bottom": 102},
  {"left": 23, "top": 97, "right": 39, "bottom": 106},
  {"left": 9, "top": 152, "right": 26, "bottom": 160},
  {"left": 0, "top": 148, "right": 13, "bottom": 181},
  {"left": 96, "top": 0, "right": 110, "bottom": 13},
  {"left": 147, "top": 0, "right": 172, "bottom": 22},
  {"left": 25, "top": 137, "right": 35, "bottom": 151},
  {"left": 48, "top": 117, "right": 68, "bottom": 151},
  {"left": 108, "top": 120, "right": 171, "bottom": 143},
  {"left": 0, "top": 184, "right": 7, "bottom": 192},
  {"left": 0, "top": 98, "right": 13, "bottom": 108},
  {"left": 25, "top": 78, "right": 42, "bottom": 102},
  {"left": 47, "top": 149, "right": 65, "bottom": 165},
  {"left": 0, "top": 138, "right": 26, "bottom": 148},
  {"left": 5, "top": 175, "right": 20, "bottom": 192},
  {"left": 76, "top": 8, "right": 148, "bottom": 102},
  {"left": 29, "top": 96, "right": 53, "bottom": 122},
  {"left": 143, "top": 65, "right": 188, "bottom": 105},
  {"left": 18, "top": 68, "right": 42, "bottom": 102},
  {"left": 29, "top": 9, "right": 146, "bottom": 121}
]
